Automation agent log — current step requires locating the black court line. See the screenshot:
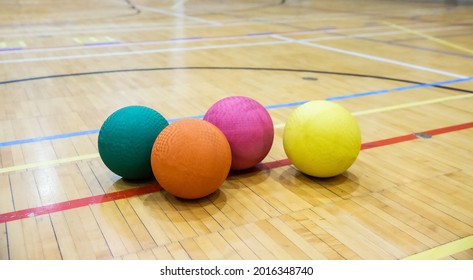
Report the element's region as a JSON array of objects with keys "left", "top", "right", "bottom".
[{"left": 1, "top": 66, "right": 472, "bottom": 94}]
